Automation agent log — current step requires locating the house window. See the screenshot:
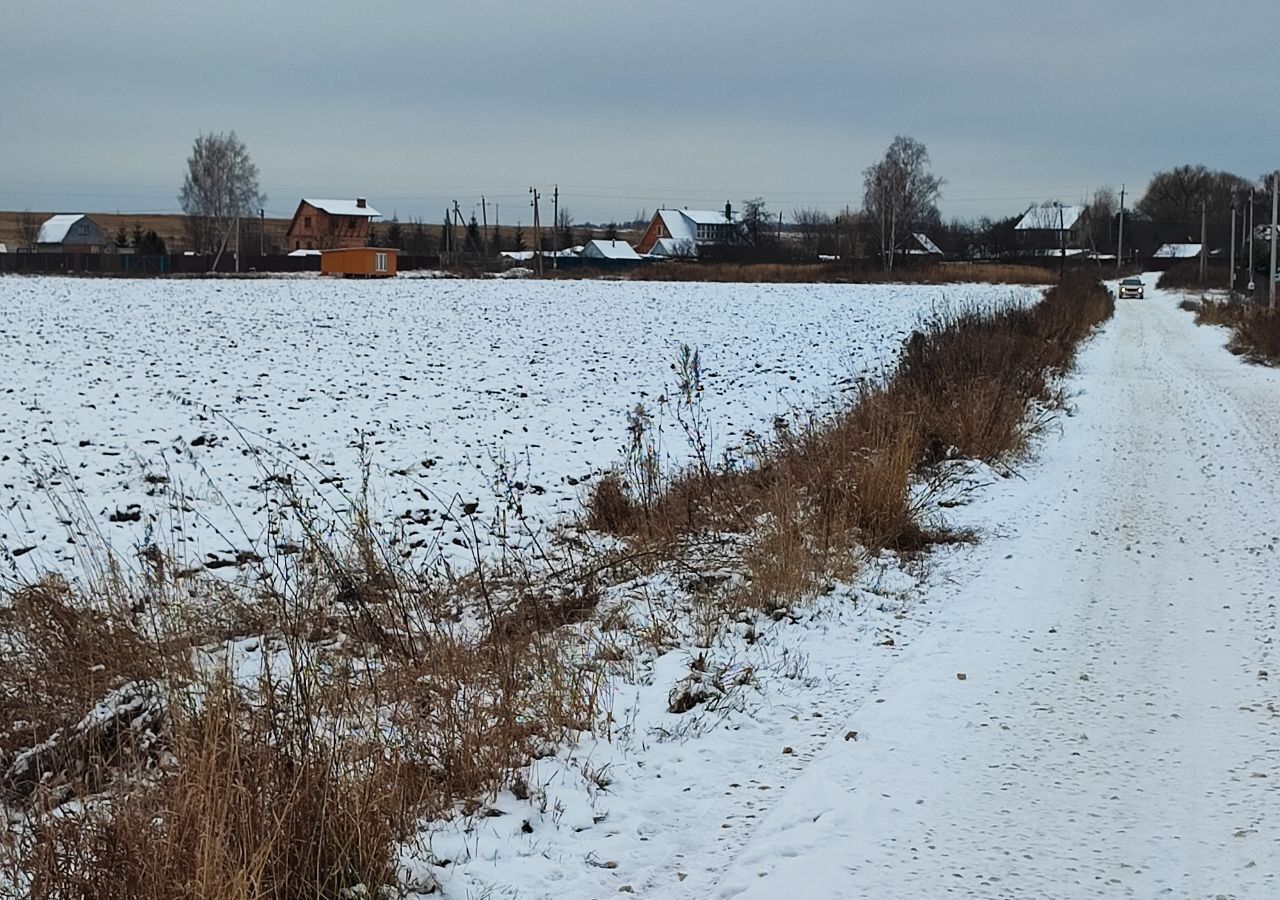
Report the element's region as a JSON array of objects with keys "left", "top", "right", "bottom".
[
  {"left": 304, "top": 216, "right": 312, "bottom": 230},
  {"left": 375, "top": 252, "right": 387, "bottom": 273}
]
